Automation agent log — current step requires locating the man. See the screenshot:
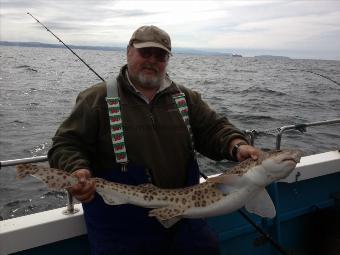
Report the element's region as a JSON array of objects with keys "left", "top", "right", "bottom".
[{"left": 48, "top": 25, "right": 261, "bottom": 255}]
